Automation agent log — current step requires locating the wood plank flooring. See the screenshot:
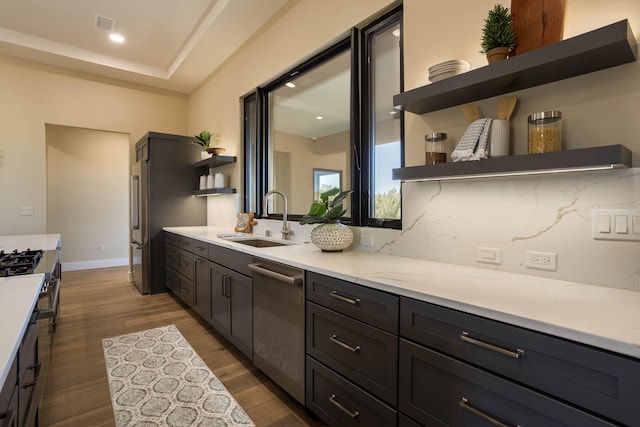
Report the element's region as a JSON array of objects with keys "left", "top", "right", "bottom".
[{"left": 40, "top": 266, "right": 325, "bottom": 427}]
